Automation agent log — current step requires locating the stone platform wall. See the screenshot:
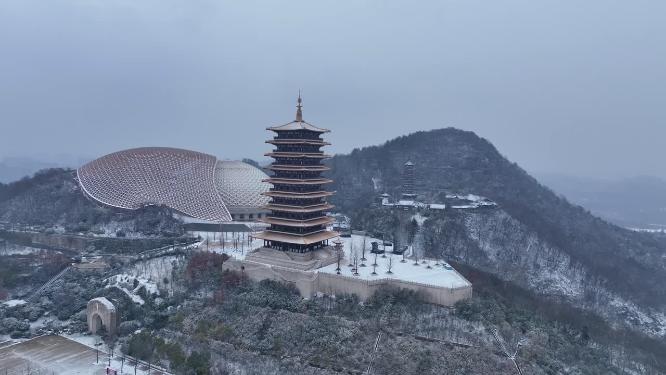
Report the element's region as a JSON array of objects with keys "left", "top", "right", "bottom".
[{"left": 224, "top": 259, "right": 472, "bottom": 306}]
